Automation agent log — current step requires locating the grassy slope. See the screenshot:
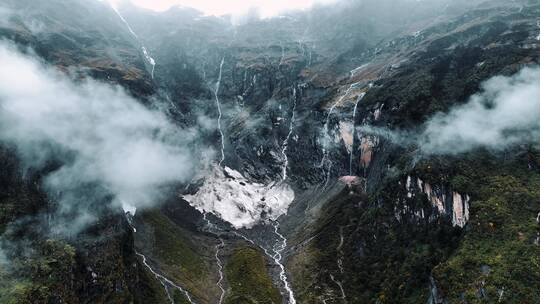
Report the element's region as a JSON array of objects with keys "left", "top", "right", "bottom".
[
  {"left": 224, "top": 246, "right": 282, "bottom": 304},
  {"left": 136, "top": 210, "right": 219, "bottom": 303}
]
